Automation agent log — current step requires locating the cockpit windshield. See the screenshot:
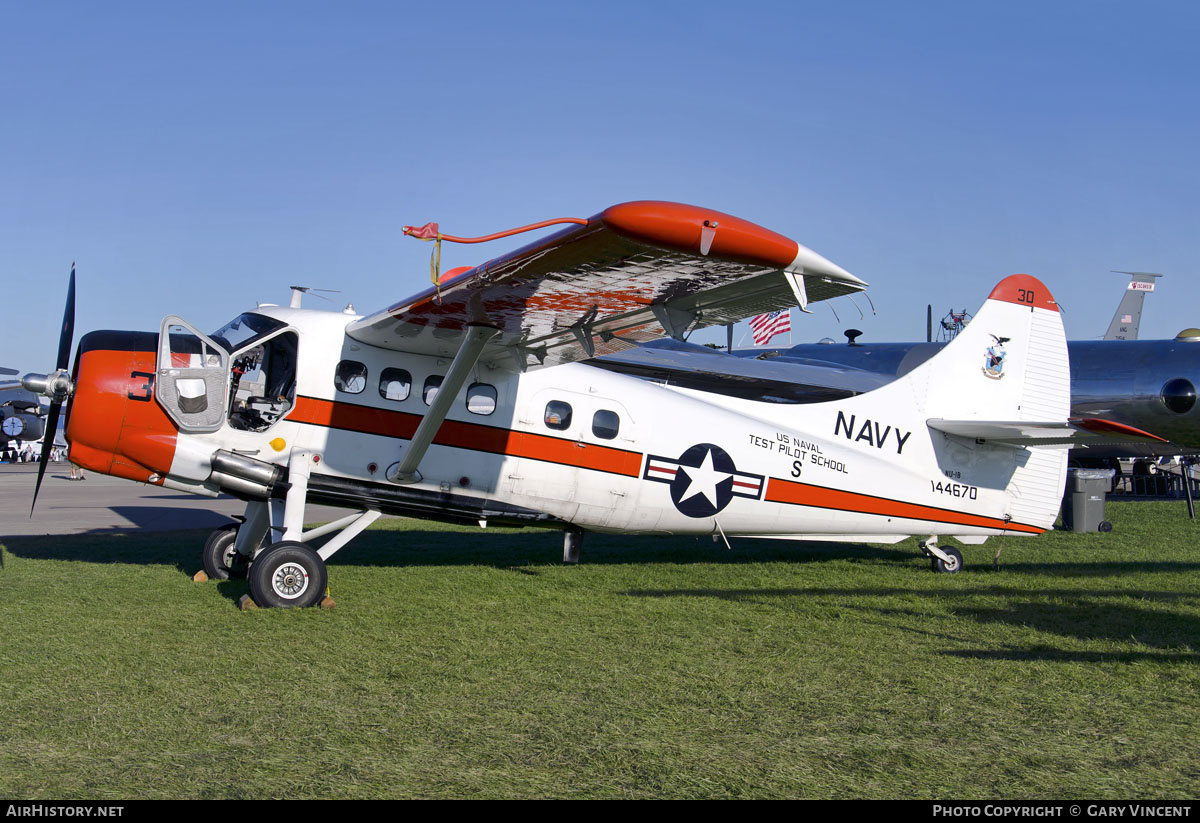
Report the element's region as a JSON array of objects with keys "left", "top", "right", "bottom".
[{"left": 211, "top": 313, "right": 286, "bottom": 354}]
